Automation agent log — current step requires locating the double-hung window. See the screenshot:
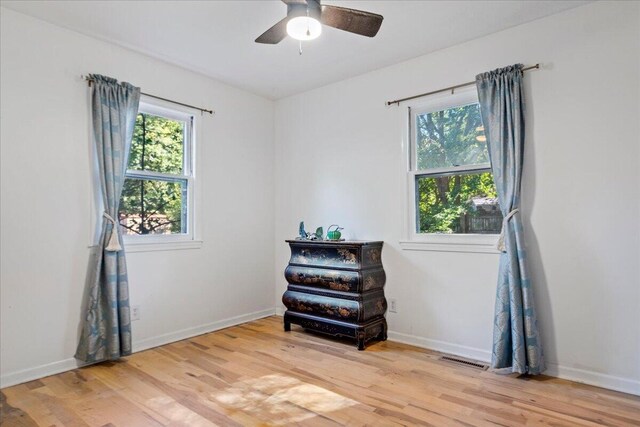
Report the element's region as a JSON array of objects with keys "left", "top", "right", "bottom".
[
  {"left": 118, "top": 102, "right": 196, "bottom": 247},
  {"left": 403, "top": 90, "right": 502, "bottom": 251}
]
